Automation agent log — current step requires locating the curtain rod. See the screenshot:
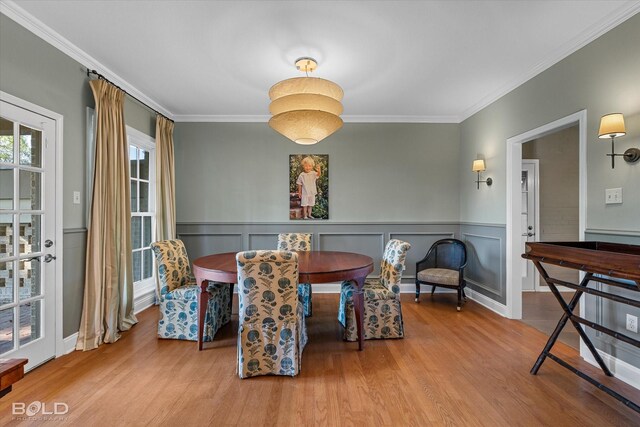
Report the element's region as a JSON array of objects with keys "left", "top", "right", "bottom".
[{"left": 86, "top": 69, "right": 174, "bottom": 123}]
